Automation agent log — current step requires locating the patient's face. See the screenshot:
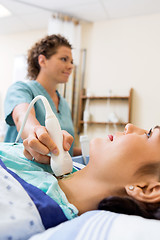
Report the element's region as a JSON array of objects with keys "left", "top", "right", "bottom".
[{"left": 89, "top": 124, "right": 160, "bottom": 184}]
